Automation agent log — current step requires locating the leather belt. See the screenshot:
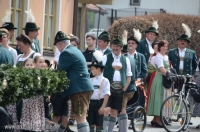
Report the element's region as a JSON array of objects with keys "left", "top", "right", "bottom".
[{"left": 179, "top": 69, "right": 183, "bottom": 75}]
